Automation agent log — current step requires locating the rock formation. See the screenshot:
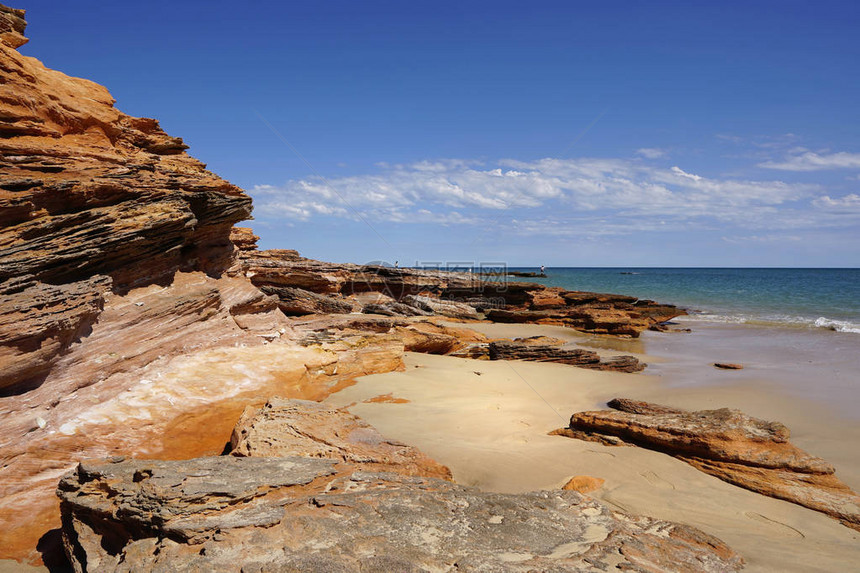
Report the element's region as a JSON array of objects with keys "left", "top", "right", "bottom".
[
  {"left": 230, "top": 231, "right": 684, "bottom": 335},
  {"left": 57, "top": 455, "right": 744, "bottom": 572},
  {"left": 562, "top": 475, "right": 606, "bottom": 494},
  {"left": 489, "top": 339, "right": 646, "bottom": 373},
  {"left": 552, "top": 398, "right": 860, "bottom": 531},
  {"left": 0, "top": 11, "right": 403, "bottom": 563},
  {"left": 0, "top": 6, "right": 251, "bottom": 393},
  {"left": 229, "top": 398, "right": 452, "bottom": 480}
]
